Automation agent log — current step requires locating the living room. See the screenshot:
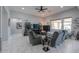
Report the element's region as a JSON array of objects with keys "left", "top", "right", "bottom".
[{"left": 1, "top": 6, "right": 79, "bottom": 53}]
